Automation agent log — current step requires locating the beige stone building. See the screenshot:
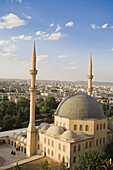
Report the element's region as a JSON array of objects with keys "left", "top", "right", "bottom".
[{"left": 1, "top": 43, "right": 113, "bottom": 168}]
